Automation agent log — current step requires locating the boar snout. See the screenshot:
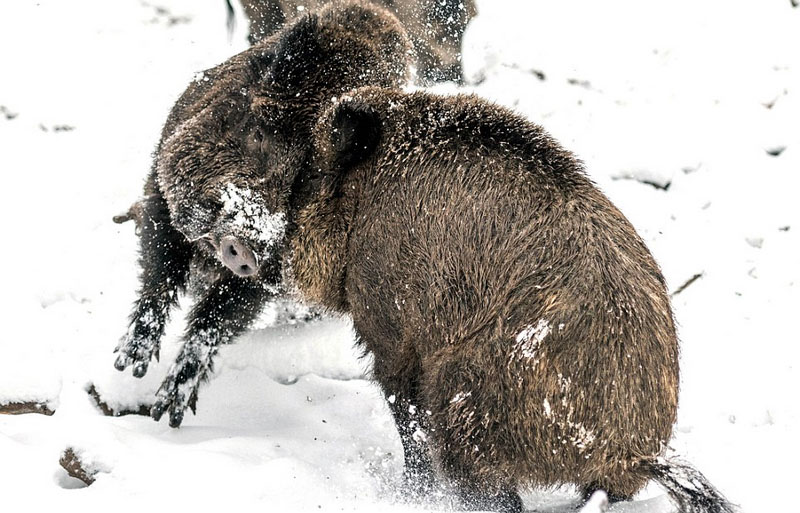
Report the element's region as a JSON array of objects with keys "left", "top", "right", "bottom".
[{"left": 218, "top": 235, "right": 258, "bottom": 277}]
